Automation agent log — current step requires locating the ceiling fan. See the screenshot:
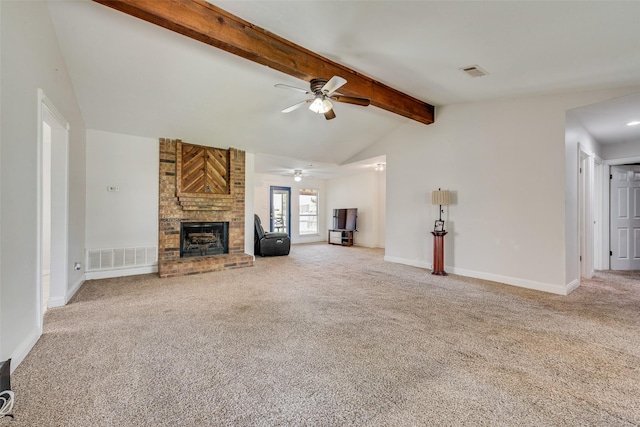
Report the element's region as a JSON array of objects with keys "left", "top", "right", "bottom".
[
  {"left": 275, "top": 76, "right": 370, "bottom": 120},
  {"left": 282, "top": 169, "right": 313, "bottom": 182}
]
